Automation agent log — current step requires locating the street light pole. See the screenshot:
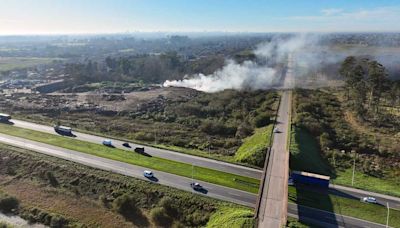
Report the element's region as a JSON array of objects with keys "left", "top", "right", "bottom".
[
  {"left": 351, "top": 152, "right": 356, "bottom": 186},
  {"left": 386, "top": 202, "right": 390, "bottom": 228}
]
